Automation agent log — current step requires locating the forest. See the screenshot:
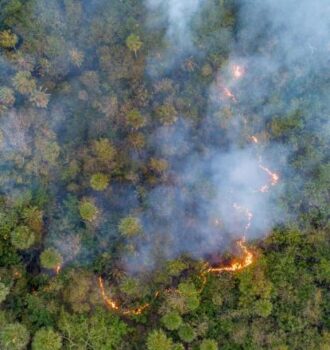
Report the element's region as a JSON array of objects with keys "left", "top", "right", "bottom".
[{"left": 0, "top": 0, "right": 329, "bottom": 349}]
